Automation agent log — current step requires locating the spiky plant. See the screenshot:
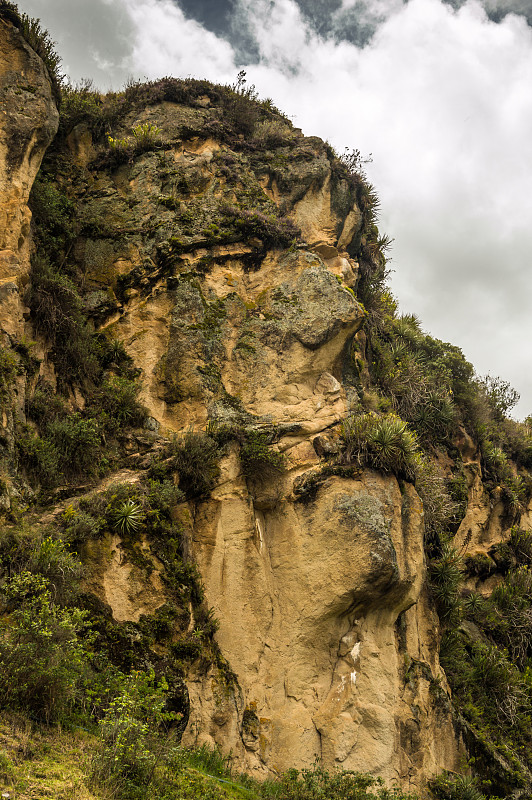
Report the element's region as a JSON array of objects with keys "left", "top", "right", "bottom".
[
  {"left": 112, "top": 499, "right": 144, "bottom": 536},
  {"left": 429, "top": 543, "right": 463, "bottom": 623}
]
